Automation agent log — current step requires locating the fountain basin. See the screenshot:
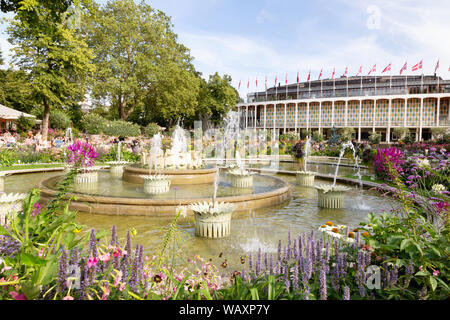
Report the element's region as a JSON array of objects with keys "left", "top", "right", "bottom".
[
  {"left": 37, "top": 173, "right": 291, "bottom": 216},
  {"left": 0, "top": 193, "right": 27, "bottom": 225},
  {"left": 315, "top": 185, "right": 351, "bottom": 209},
  {"left": 123, "top": 165, "right": 217, "bottom": 185},
  {"left": 108, "top": 161, "right": 129, "bottom": 178},
  {"left": 141, "top": 175, "right": 171, "bottom": 194},
  {"left": 296, "top": 171, "right": 316, "bottom": 187},
  {"left": 74, "top": 167, "right": 101, "bottom": 184},
  {"left": 227, "top": 169, "right": 254, "bottom": 188},
  {"left": 190, "top": 202, "right": 234, "bottom": 239}
]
